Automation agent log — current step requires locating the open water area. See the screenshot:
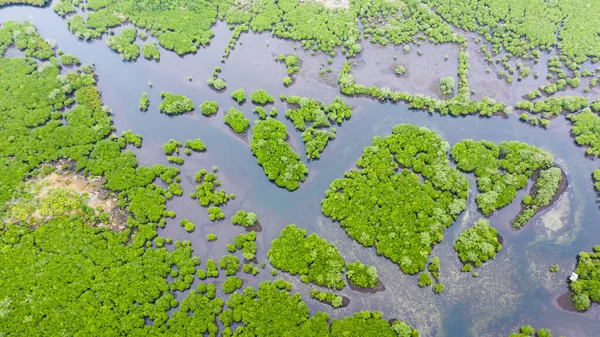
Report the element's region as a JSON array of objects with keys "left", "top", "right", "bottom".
[{"left": 2, "top": 3, "right": 600, "bottom": 336}]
